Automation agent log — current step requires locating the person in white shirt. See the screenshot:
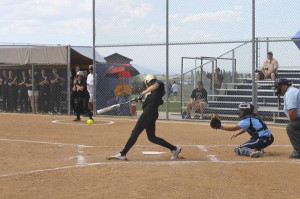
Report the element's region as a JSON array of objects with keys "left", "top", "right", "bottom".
[
  {"left": 171, "top": 81, "right": 179, "bottom": 102},
  {"left": 256, "top": 51, "right": 279, "bottom": 81},
  {"left": 86, "top": 65, "right": 94, "bottom": 113}
]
